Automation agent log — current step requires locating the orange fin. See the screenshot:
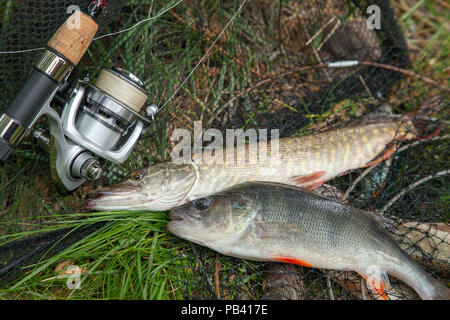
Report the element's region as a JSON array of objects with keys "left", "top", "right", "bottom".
[
  {"left": 305, "top": 179, "right": 326, "bottom": 190},
  {"left": 417, "top": 128, "right": 441, "bottom": 140},
  {"left": 358, "top": 271, "right": 390, "bottom": 300},
  {"left": 362, "top": 143, "right": 398, "bottom": 168},
  {"left": 291, "top": 171, "right": 326, "bottom": 187},
  {"left": 271, "top": 256, "right": 313, "bottom": 268}
]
